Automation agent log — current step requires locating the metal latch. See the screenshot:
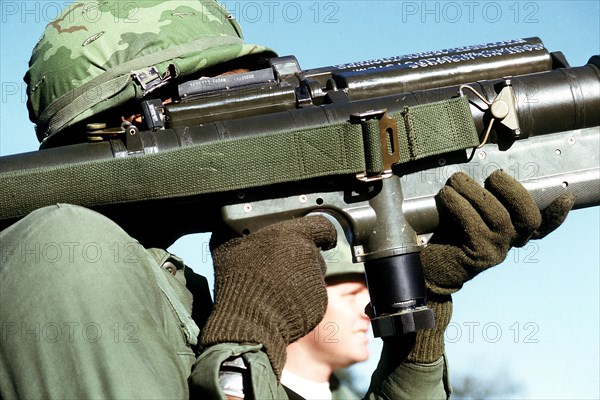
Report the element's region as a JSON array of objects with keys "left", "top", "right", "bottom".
[
  {"left": 132, "top": 65, "right": 175, "bottom": 96},
  {"left": 350, "top": 109, "right": 400, "bottom": 182},
  {"left": 459, "top": 78, "right": 520, "bottom": 147}
]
